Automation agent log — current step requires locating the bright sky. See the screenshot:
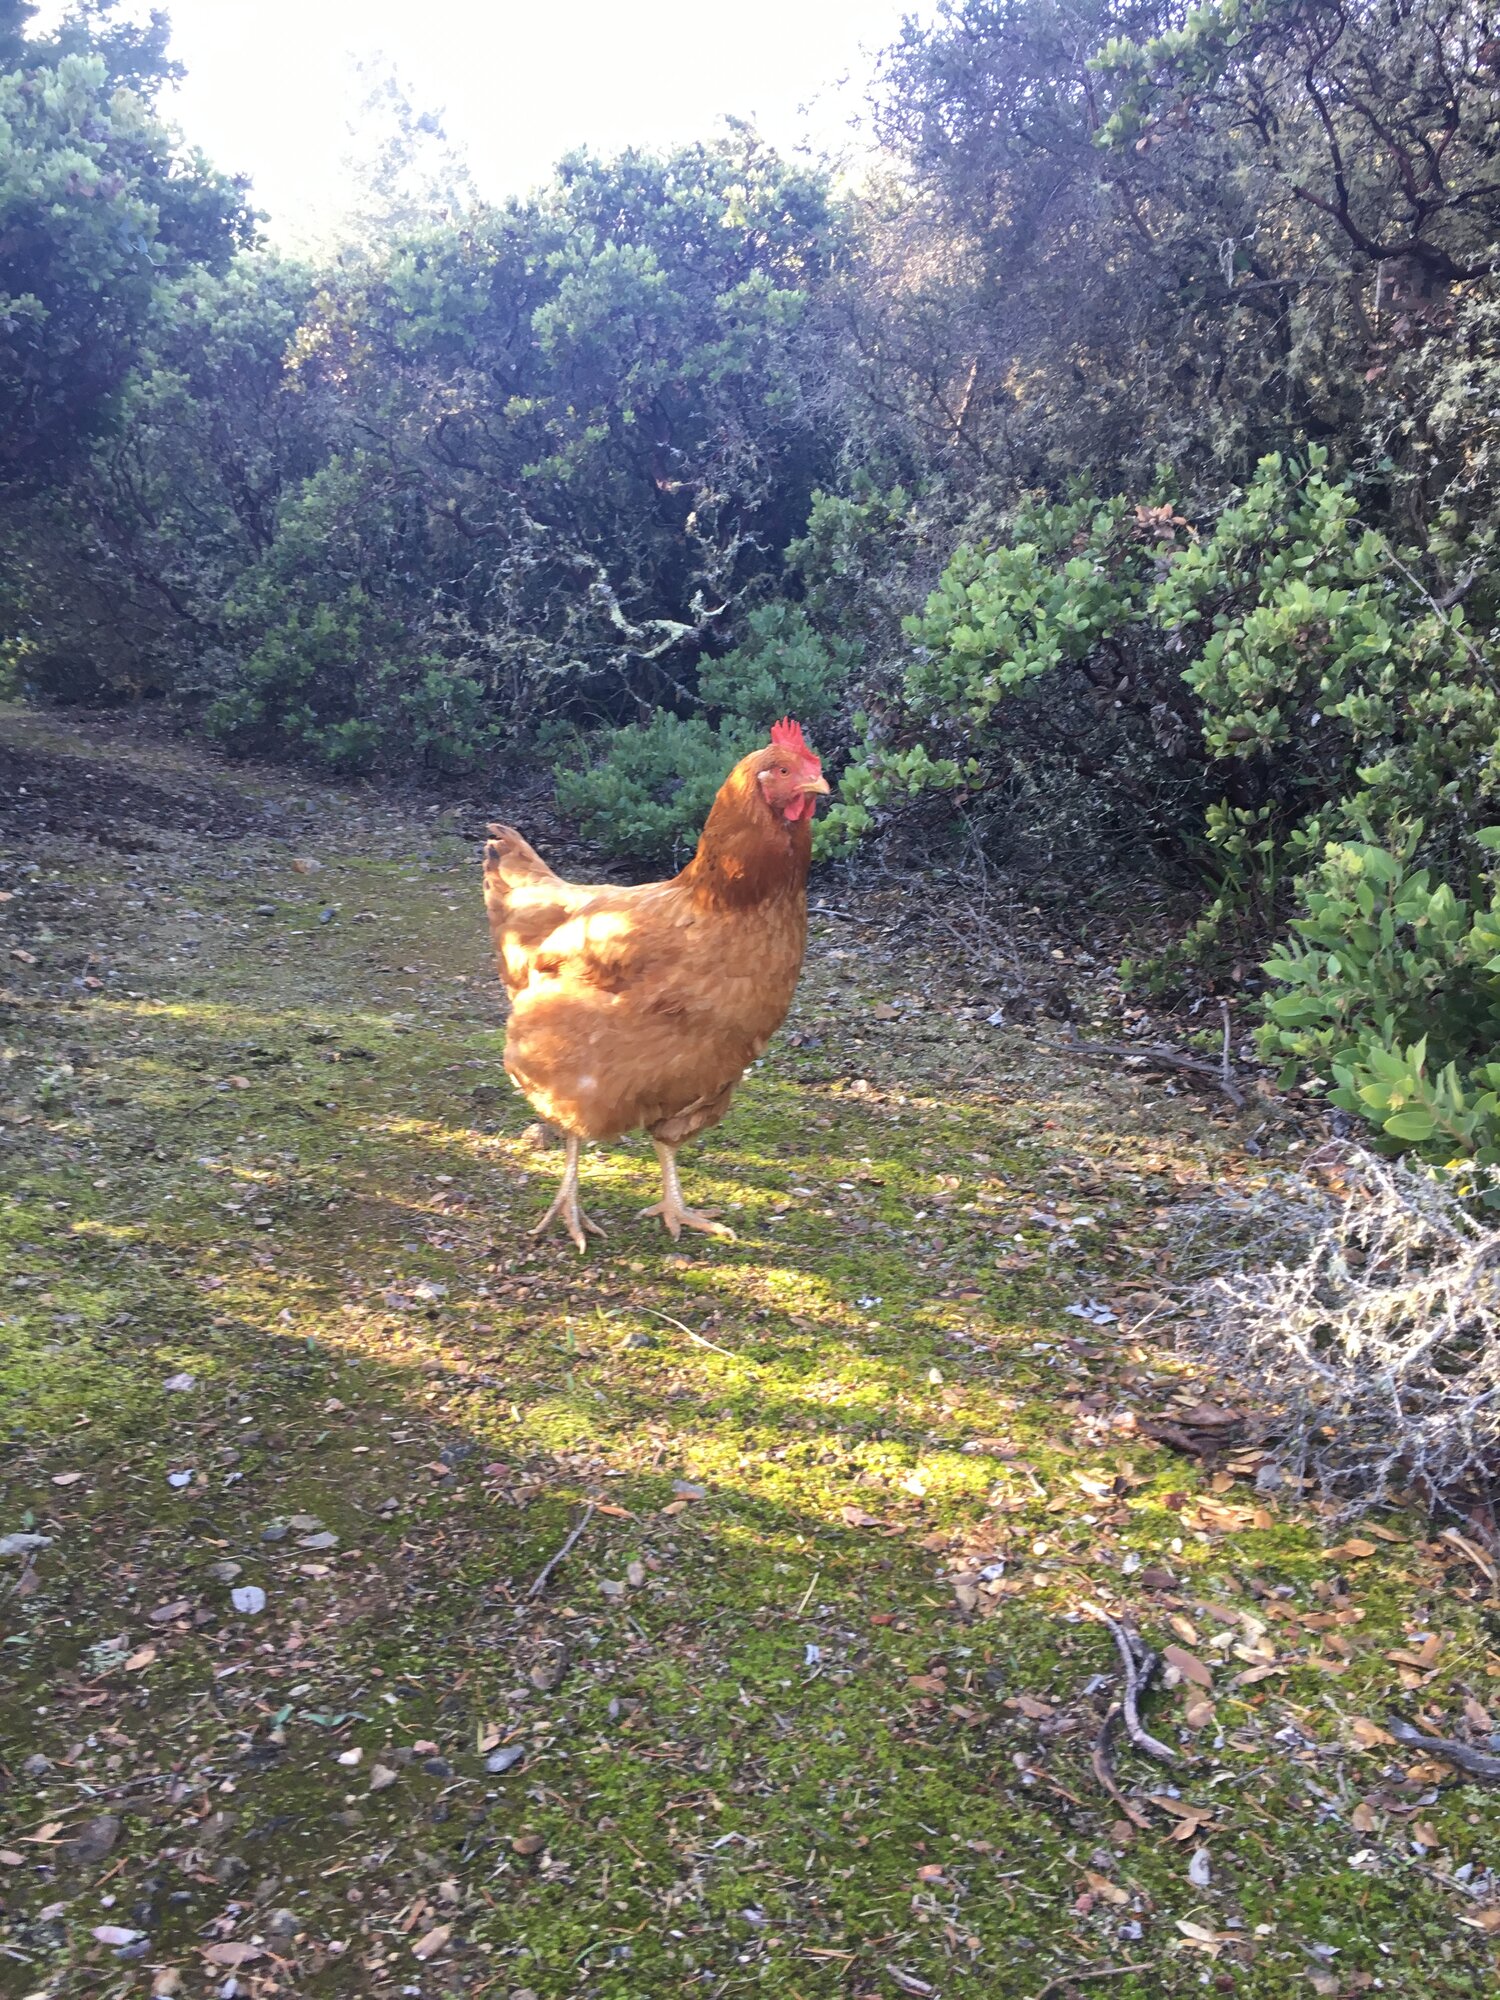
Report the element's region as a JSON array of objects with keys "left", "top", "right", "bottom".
[{"left": 38, "top": 1, "right": 929, "bottom": 243}]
